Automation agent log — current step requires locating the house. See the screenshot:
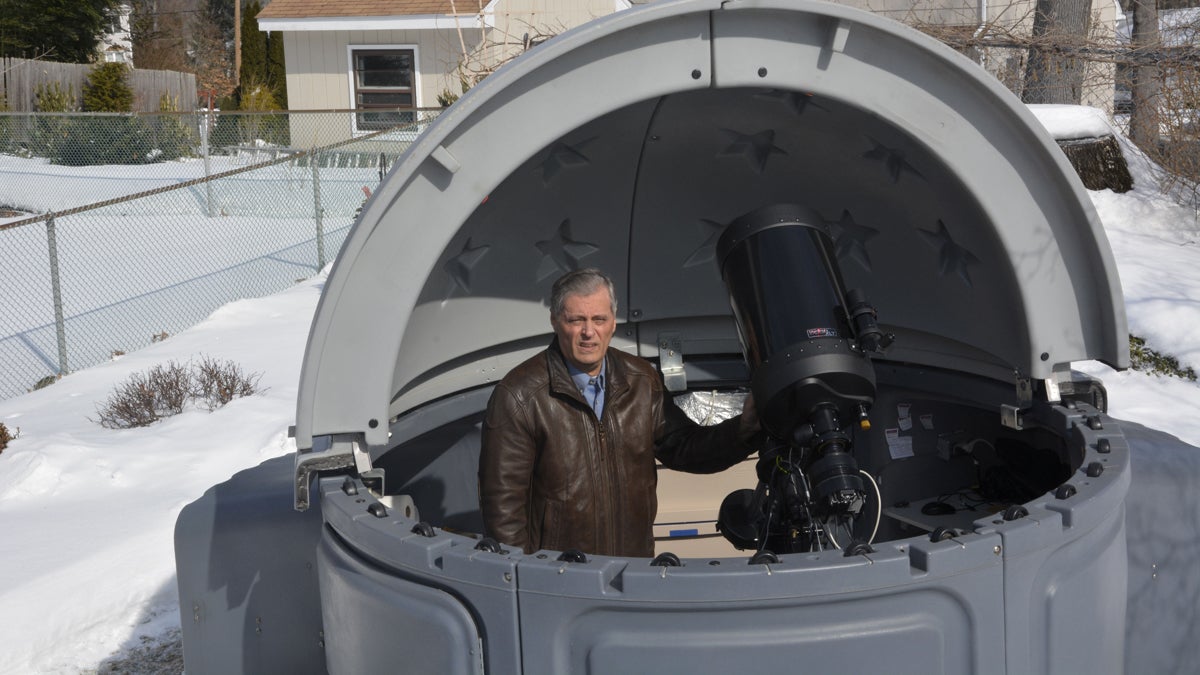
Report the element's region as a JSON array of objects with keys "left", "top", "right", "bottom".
[
  {"left": 259, "top": 0, "right": 1122, "bottom": 146},
  {"left": 99, "top": 1, "right": 134, "bottom": 64},
  {"left": 257, "top": 0, "right": 632, "bottom": 146}
]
